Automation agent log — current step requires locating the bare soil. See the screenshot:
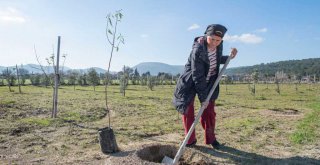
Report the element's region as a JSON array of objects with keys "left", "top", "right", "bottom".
[
  {"left": 103, "top": 133, "right": 320, "bottom": 165},
  {"left": 1, "top": 107, "right": 319, "bottom": 165}
]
